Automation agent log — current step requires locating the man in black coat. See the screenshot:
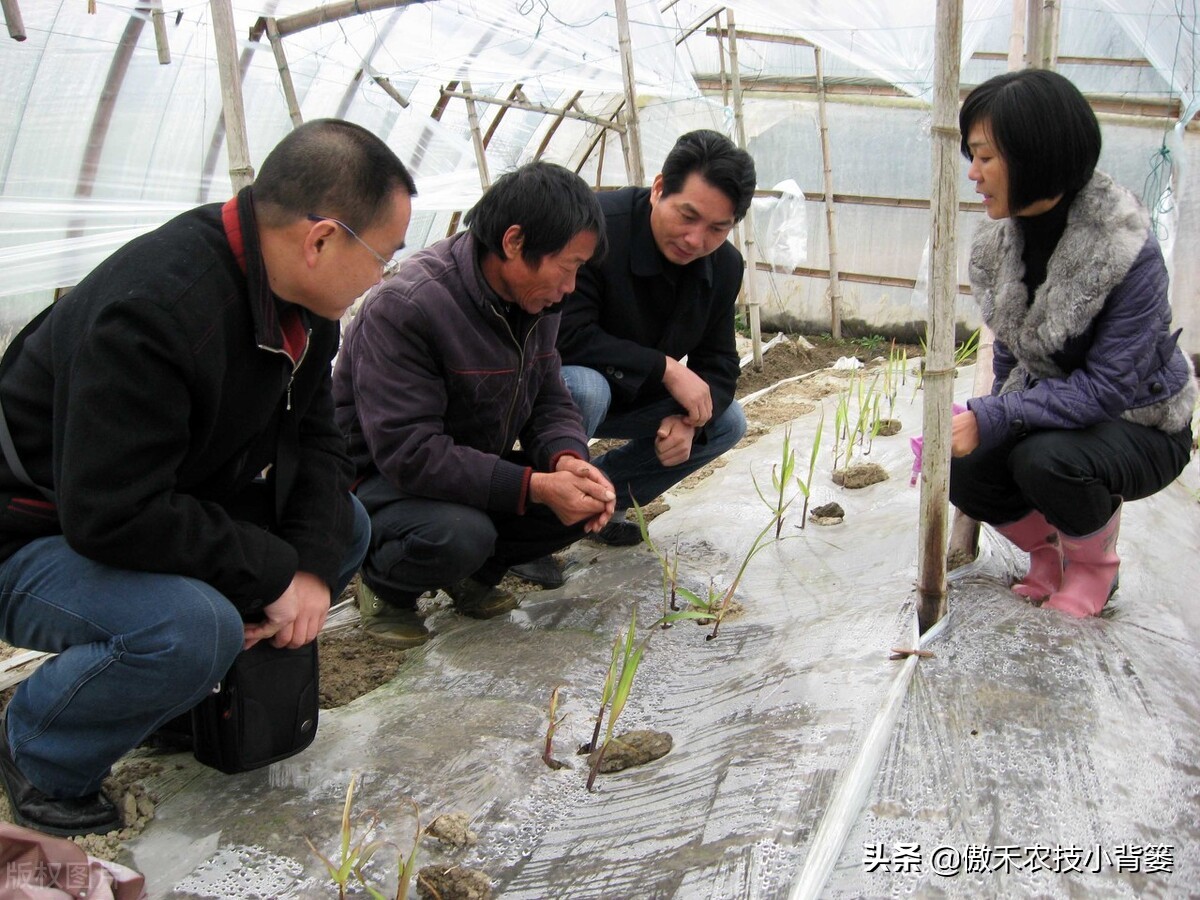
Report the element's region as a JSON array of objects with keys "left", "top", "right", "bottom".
[
  {"left": 0, "top": 119, "right": 414, "bottom": 836},
  {"left": 513, "top": 130, "right": 755, "bottom": 586}
]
